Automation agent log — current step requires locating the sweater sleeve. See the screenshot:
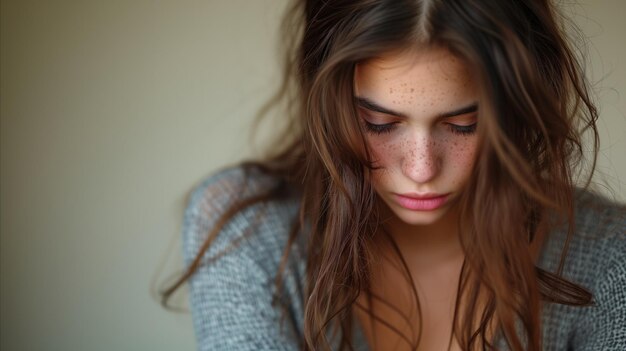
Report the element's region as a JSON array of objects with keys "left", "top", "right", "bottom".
[
  {"left": 571, "top": 243, "right": 626, "bottom": 350},
  {"left": 181, "top": 168, "right": 301, "bottom": 351}
]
